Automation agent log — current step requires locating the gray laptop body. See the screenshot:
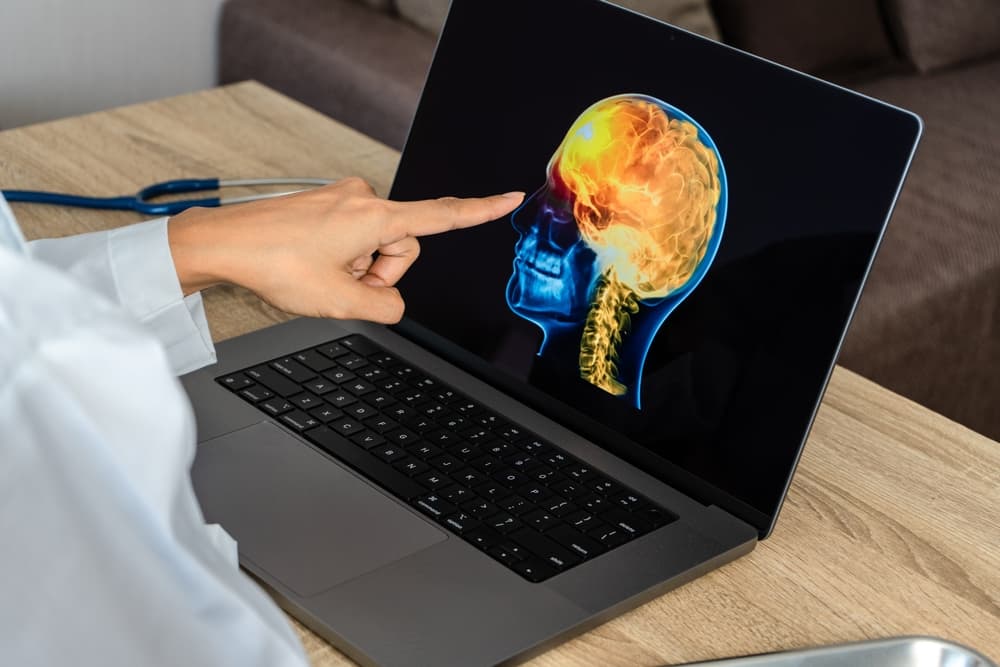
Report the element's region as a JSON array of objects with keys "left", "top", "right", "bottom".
[{"left": 182, "top": 1, "right": 921, "bottom": 665}]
